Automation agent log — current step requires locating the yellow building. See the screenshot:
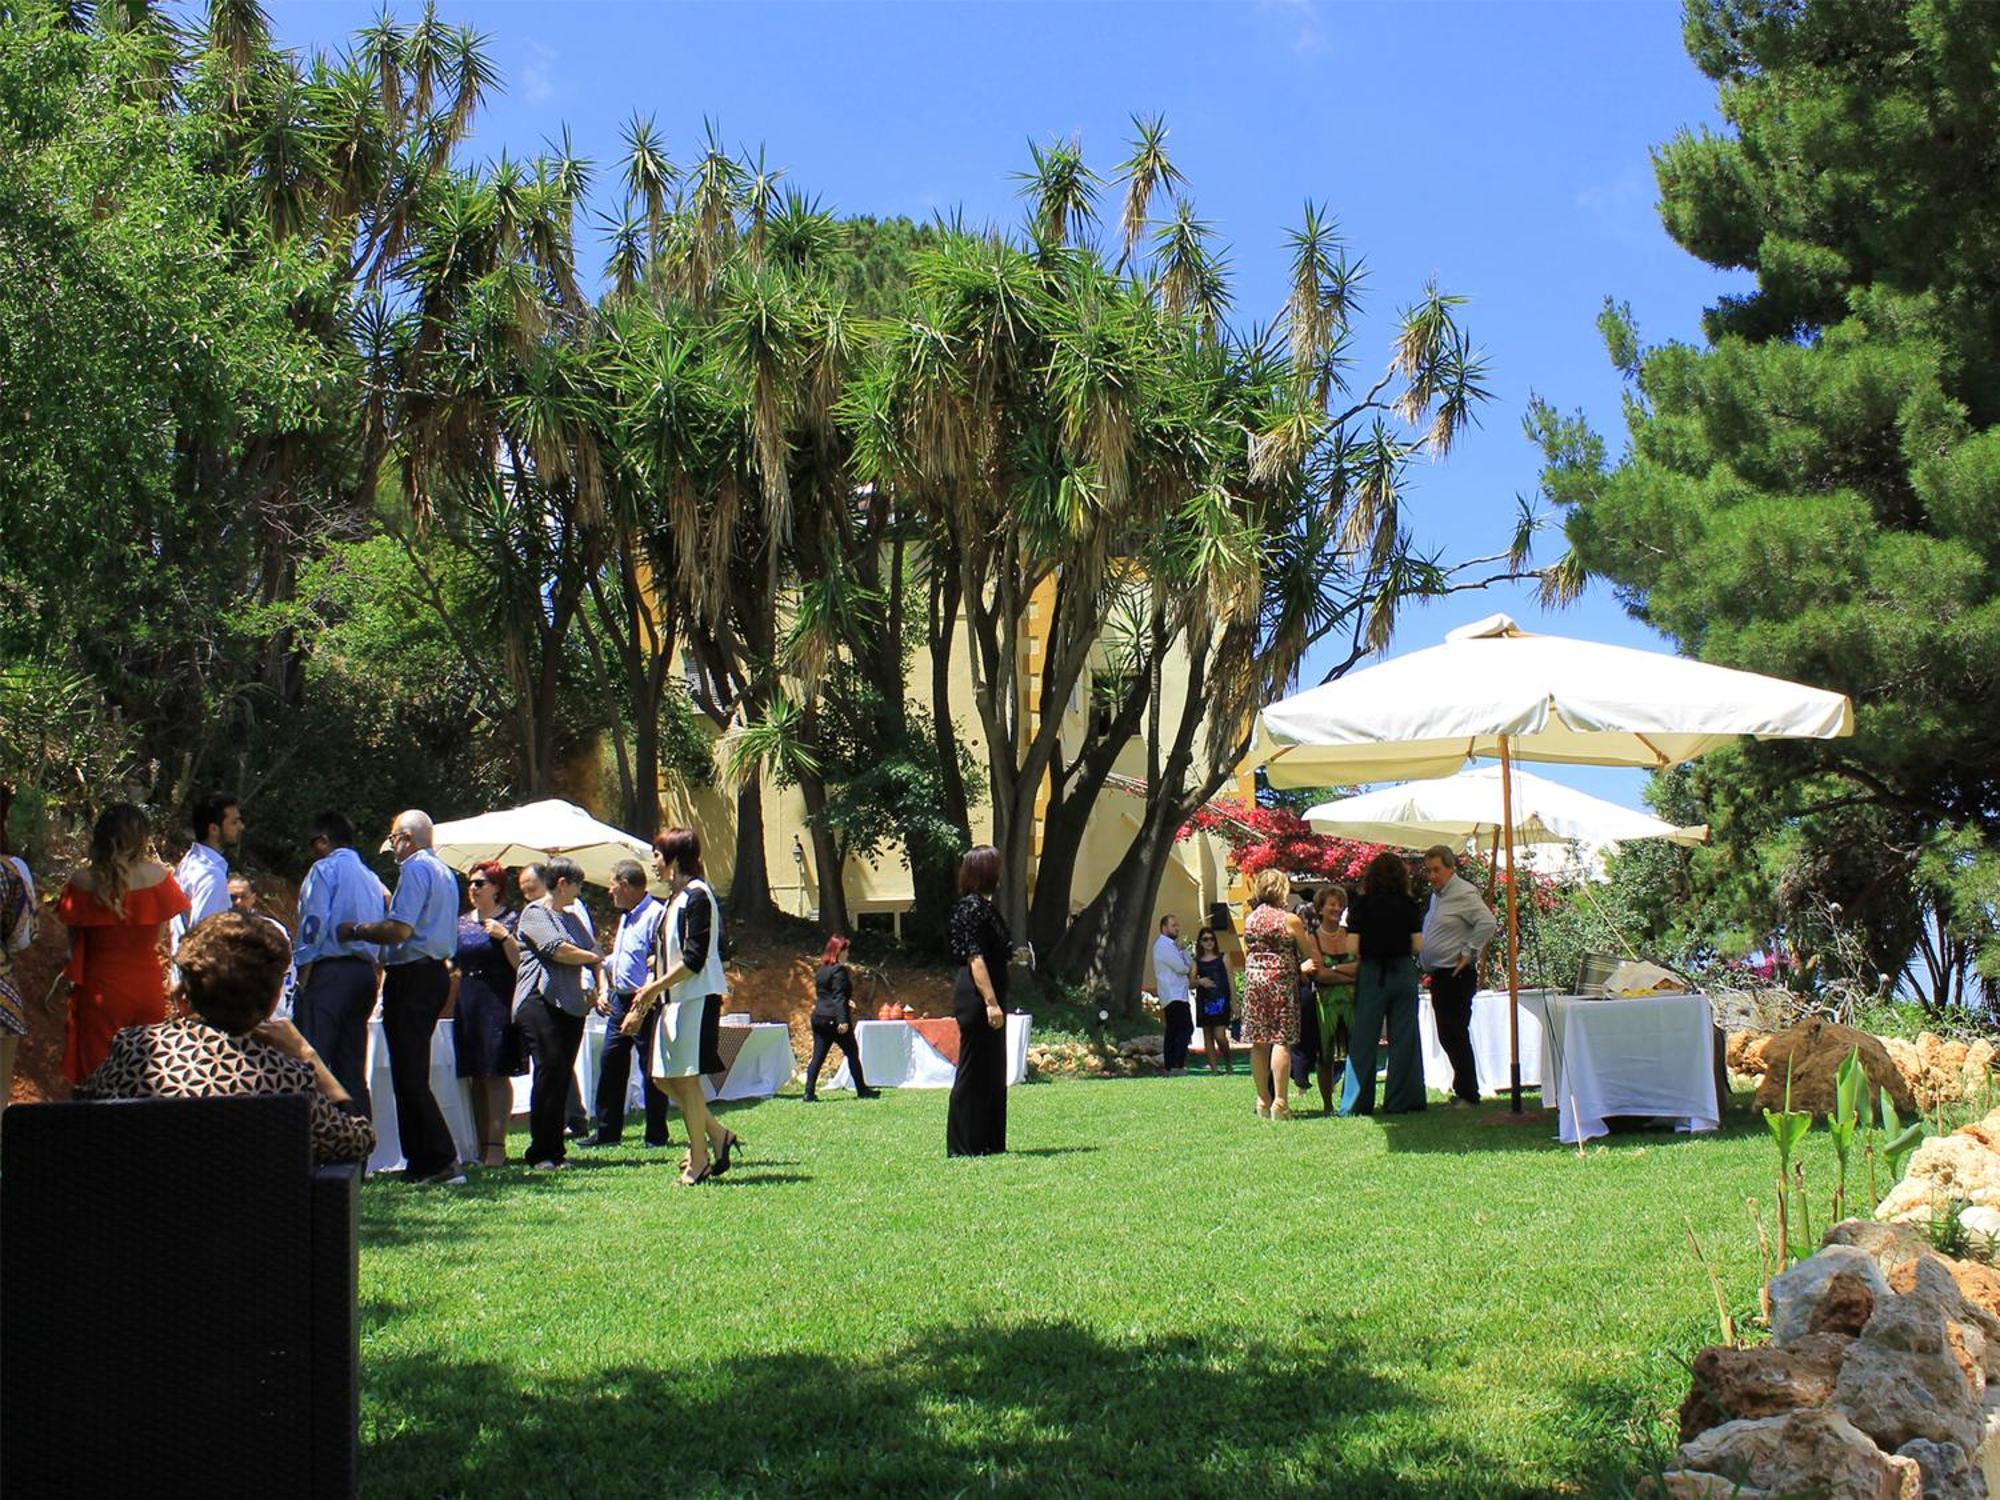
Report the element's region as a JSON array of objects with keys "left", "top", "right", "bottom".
[{"left": 658, "top": 577, "right": 1253, "bottom": 979}]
